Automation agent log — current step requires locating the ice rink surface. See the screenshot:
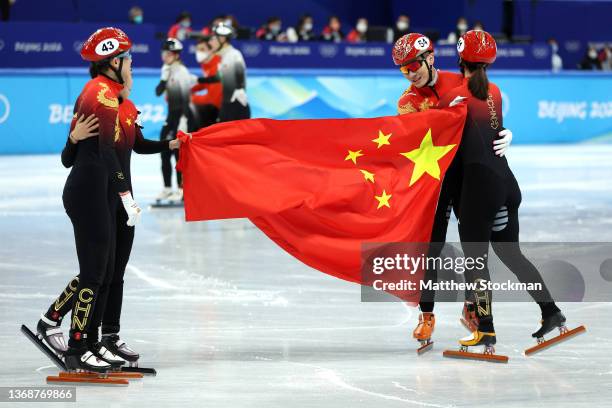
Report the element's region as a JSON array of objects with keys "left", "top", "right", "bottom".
[{"left": 1, "top": 145, "right": 611, "bottom": 407}]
